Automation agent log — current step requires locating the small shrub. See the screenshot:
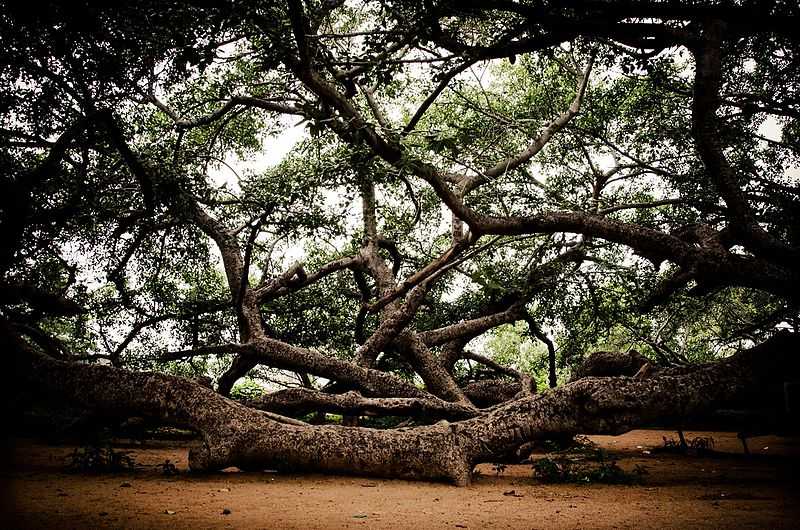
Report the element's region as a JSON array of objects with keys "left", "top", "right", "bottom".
[
  {"left": 689, "top": 436, "right": 715, "bottom": 452},
  {"left": 531, "top": 455, "right": 644, "bottom": 485},
  {"left": 584, "top": 460, "right": 635, "bottom": 484},
  {"left": 66, "top": 445, "right": 135, "bottom": 473},
  {"left": 159, "top": 459, "right": 178, "bottom": 475},
  {"left": 658, "top": 434, "right": 715, "bottom": 455},
  {"left": 532, "top": 456, "right": 574, "bottom": 482}
]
